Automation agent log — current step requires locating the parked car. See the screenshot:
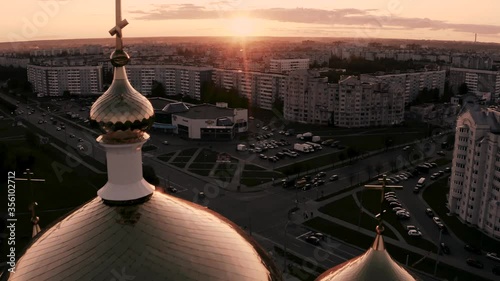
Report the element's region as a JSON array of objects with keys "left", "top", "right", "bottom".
[
  {"left": 425, "top": 208, "right": 434, "bottom": 217},
  {"left": 406, "top": 225, "right": 418, "bottom": 231},
  {"left": 317, "top": 172, "right": 326, "bottom": 178},
  {"left": 329, "top": 175, "right": 339, "bottom": 181},
  {"left": 167, "top": 187, "right": 177, "bottom": 193},
  {"left": 198, "top": 192, "right": 206, "bottom": 199},
  {"left": 305, "top": 235, "right": 320, "bottom": 245},
  {"left": 486, "top": 252, "right": 500, "bottom": 262},
  {"left": 392, "top": 207, "right": 404, "bottom": 213},
  {"left": 437, "top": 151, "right": 446, "bottom": 156},
  {"left": 464, "top": 244, "right": 482, "bottom": 254},
  {"left": 69, "top": 134, "right": 75, "bottom": 138},
  {"left": 444, "top": 167, "right": 451, "bottom": 173},
  {"left": 408, "top": 230, "right": 422, "bottom": 237},
  {"left": 162, "top": 141, "right": 169, "bottom": 145},
  {"left": 466, "top": 258, "right": 484, "bottom": 269},
  {"left": 433, "top": 217, "right": 442, "bottom": 225}
]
